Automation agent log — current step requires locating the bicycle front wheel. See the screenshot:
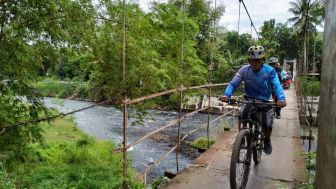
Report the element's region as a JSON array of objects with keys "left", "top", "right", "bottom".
[
  {"left": 230, "top": 129, "right": 252, "bottom": 189},
  {"left": 253, "top": 124, "right": 263, "bottom": 164}
]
